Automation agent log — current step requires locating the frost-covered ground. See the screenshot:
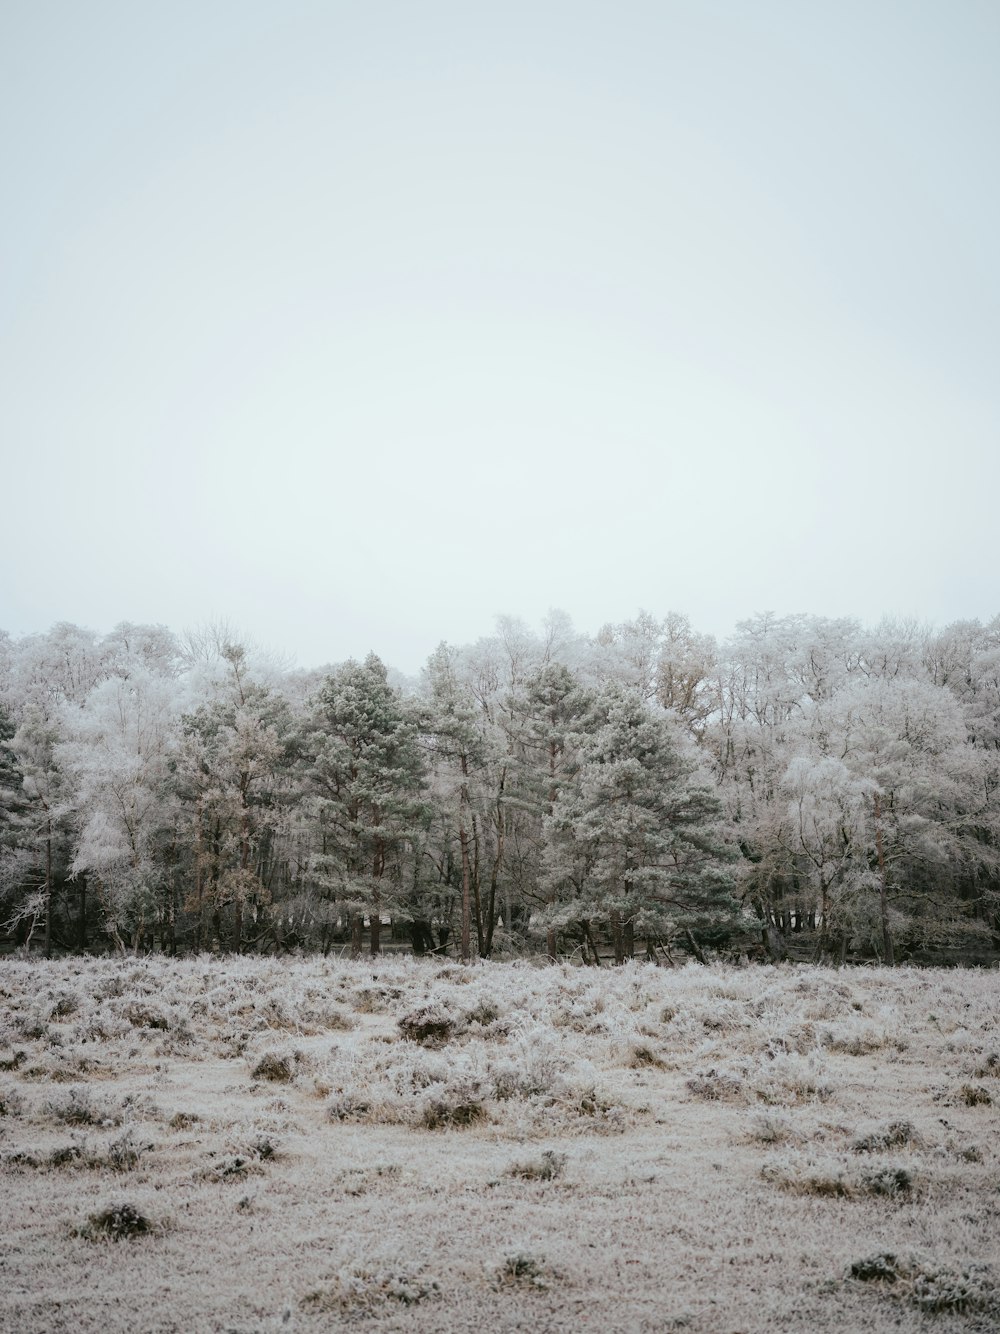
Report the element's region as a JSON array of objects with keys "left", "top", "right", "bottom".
[{"left": 1, "top": 955, "right": 998, "bottom": 1333}]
